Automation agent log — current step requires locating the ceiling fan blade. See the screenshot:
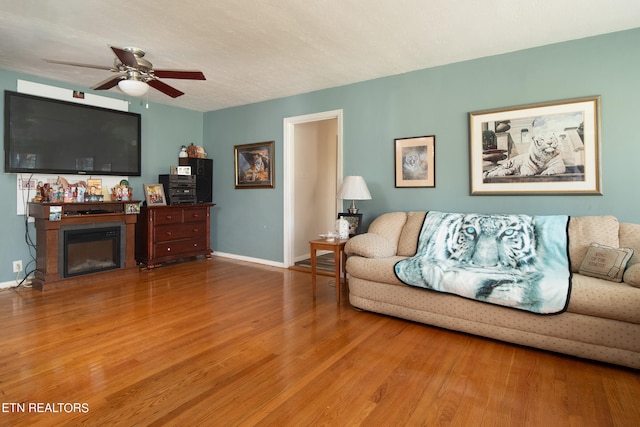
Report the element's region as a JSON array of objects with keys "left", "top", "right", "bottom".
[
  {"left": 110, "top": 46, "right": 138, "bottom": 68},
  {"left": 44, "top": 59, "right": 115, "bottom": 71},
  {"left": 148, "top": 79, "right": 184, "bottom": 98},
  {"left": 92, "top": 75, "right": 124, "bottom": 90},
  {"left": 153, "top": 70, "right": 206, "bottom": 80}
]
